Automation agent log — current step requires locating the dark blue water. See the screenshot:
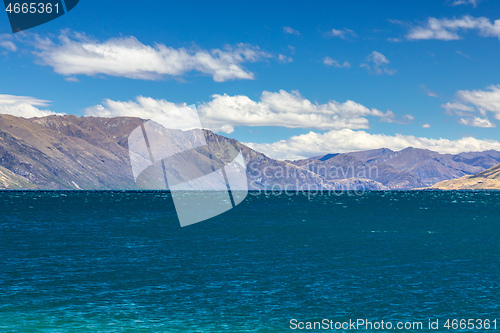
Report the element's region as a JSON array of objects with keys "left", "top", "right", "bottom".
[{"left": 1, "top": 191, "right": 499, "bottom": 332}]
